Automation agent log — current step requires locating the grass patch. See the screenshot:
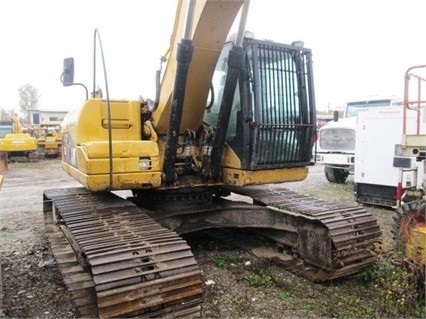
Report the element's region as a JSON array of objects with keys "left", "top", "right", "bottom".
[
  {"left": 214, "top": 255, "right": 228, "bottom": 268},
  {"left": 278, "top": 290, "right": 291, "bottom": 300},
  {"left": 356, "top": 250, "right": 425, "bottom": 318},
  {"left": 246, "top": 269, "right": 274, "bottom": 287}
]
